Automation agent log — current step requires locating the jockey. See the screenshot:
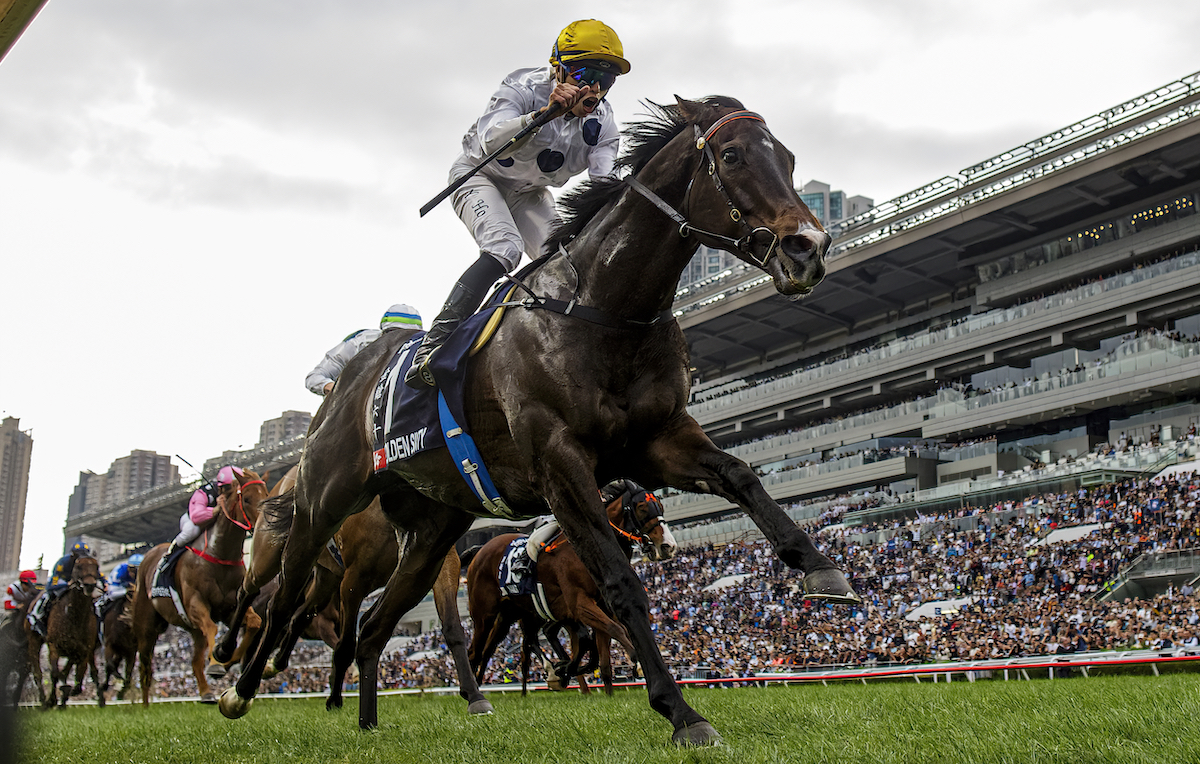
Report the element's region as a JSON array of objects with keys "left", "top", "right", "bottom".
[
  {"left": 305, "top": 304, "right": 423, "bottom": 396},
  {"left": 163, "top": 466, "right": 240, "bottom": 562},
  {"left": 405, "top": 19, "right": 630, "bottom": 388},
  {"left": 2, "top": 570, "right": 41, "bottom": 629},
  {"left": 106, "top": 553, "right": 143, "bottom": 601},
  {"left": 28, "top": 542, "right": 95, "bottom": 638}
]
